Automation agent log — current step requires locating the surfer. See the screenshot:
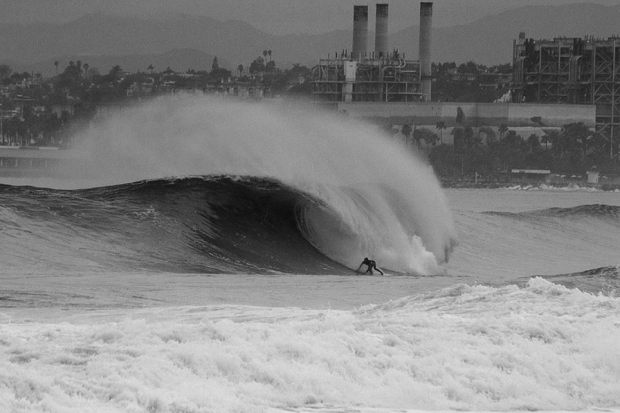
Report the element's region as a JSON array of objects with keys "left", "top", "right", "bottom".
[{"left": 357, "top": 257, "right": 384, "bottom": 275}]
